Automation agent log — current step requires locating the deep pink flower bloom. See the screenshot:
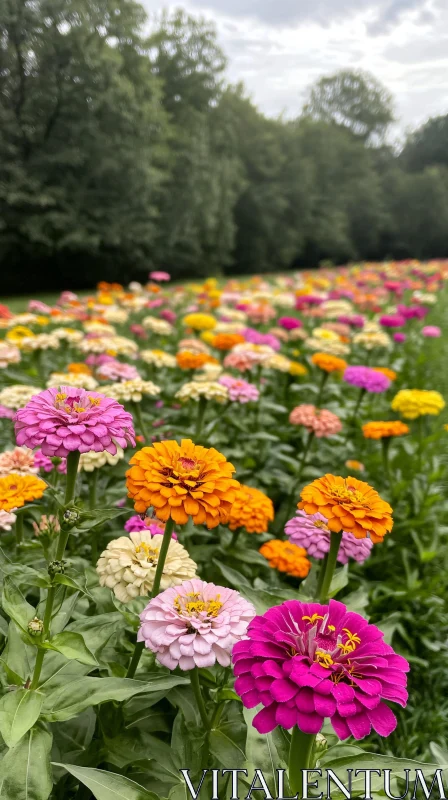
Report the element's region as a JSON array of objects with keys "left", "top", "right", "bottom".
[
  {"left": 243, "top": 328, "right": 281, "bottom": 351},
  {"left": 124, "top": 515, "right": 177, "bottom": 539},
  {"left": 34, "top": 449, "right": 67, "bottom": 474},
  {"left": 393, "top": 333, "right": 407, "bottom": 343},
  {"left": 15, "top": 387, "right": 135, "bottom": 457},
  {"left": 295, "top": 295, "right": 323, "bottom": 309},
  {"left": 138, "top": 578, "right": 255, "bottom": 670},
  {"left": 0, "top": 405, "right": 15, "bottom": 420},
  {"left": 233, "top": 598, "right": 409, "bottom": 738},
  {"left": 219, "top": 376, "right": 260, "bottom": 403},
  {"left": 130, "top": 324, "right": 147, "bottom": 339},
  {"left": 97, "top": 360, "right": 140, "bottom": 381},
  {"left": 343, "top": 366, "right": 390, "bottom": 393},
  {"left": 338, "top": 314, "right": 364, "bottom": 328},
  {"left": 285, "top": 510, "right": 372, "bottom": 564},
  {"left": 397, "top": 304, "right": 428, "bottom": 320},
  {"left": 422, "top": 326, "right": 441, "bottom": 338},
  {"left": 160, "top": 309, "right": 177, "bottom": 324},
  {"left": 146, "top": 299, "right": 164, "bottom": 309},
  {"left": 278, "top": 317, "right": 303, "bottom": 331},
  {"left": 379, "top": 314, "right": 405, "bottom": 329},
  {"left": 149, "top": 271, "right": 170, "bottom": 282},
  {"left": 289, "top": 405, "right": 342, "bottom": 438}
]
